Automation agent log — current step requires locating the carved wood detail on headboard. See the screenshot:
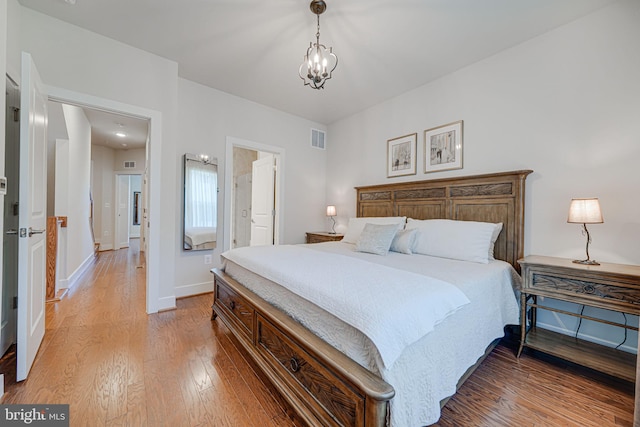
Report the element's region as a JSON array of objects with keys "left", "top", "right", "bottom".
[{"left": 355, "top": 170, "right": 533, "bottom": 272}]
